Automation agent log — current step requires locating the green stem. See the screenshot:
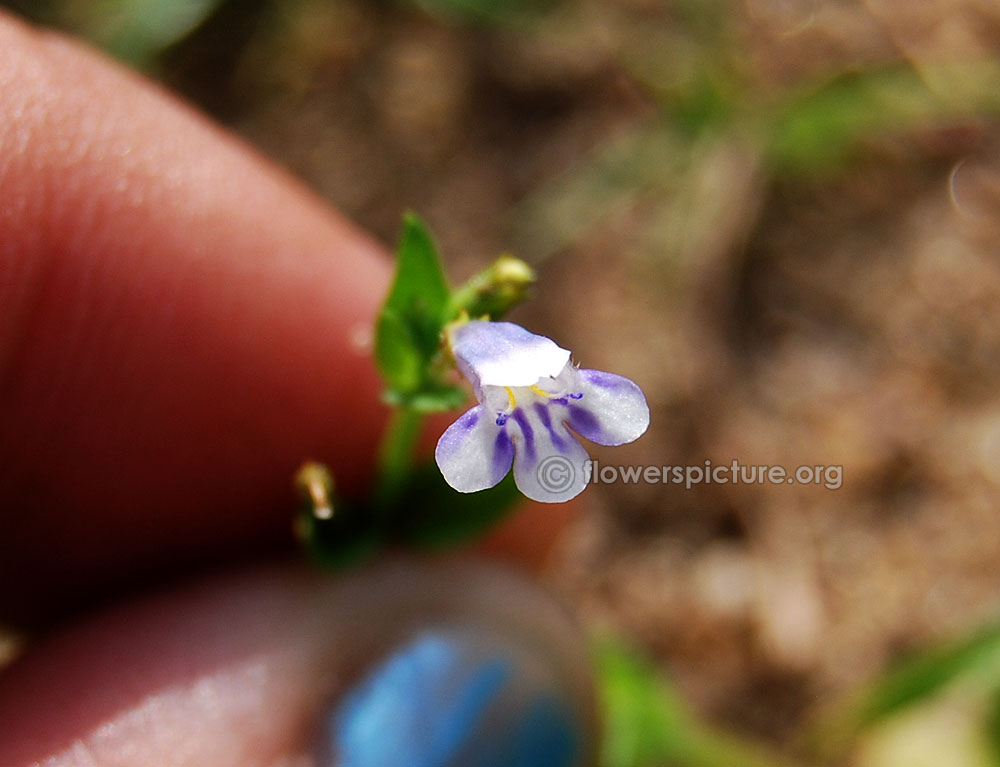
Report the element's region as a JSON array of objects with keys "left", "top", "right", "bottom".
[
  {"left": 446, "top": 281, "right": 481, "bottom": 318},
  {"left": 375, "top": 407, "right": 424, "bottom": 511}
]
